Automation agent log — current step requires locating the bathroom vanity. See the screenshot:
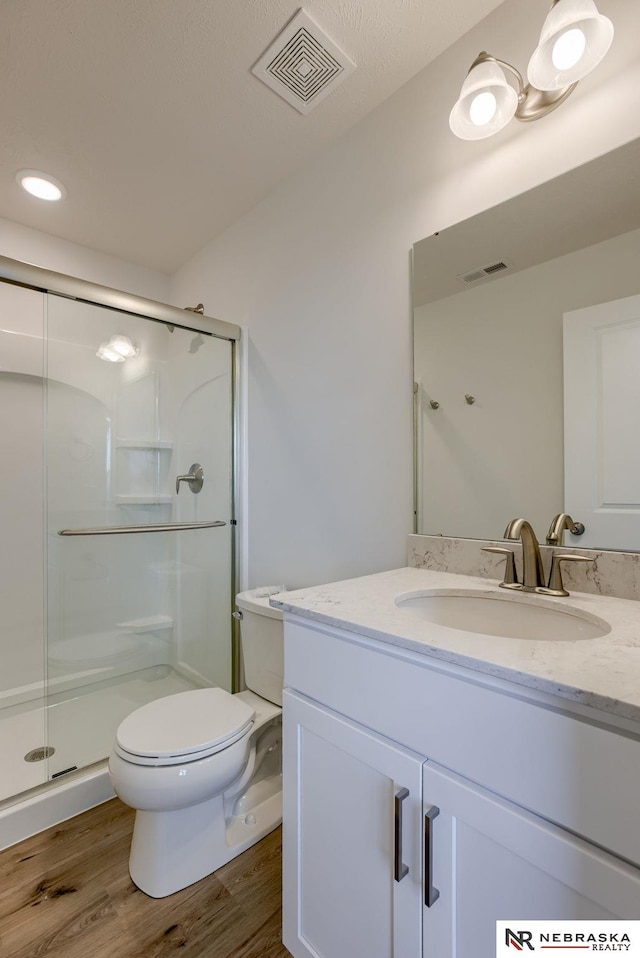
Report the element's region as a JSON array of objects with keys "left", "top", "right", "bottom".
[{"left": 273, "top": 567, "right": 640, "bottom": 957}]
